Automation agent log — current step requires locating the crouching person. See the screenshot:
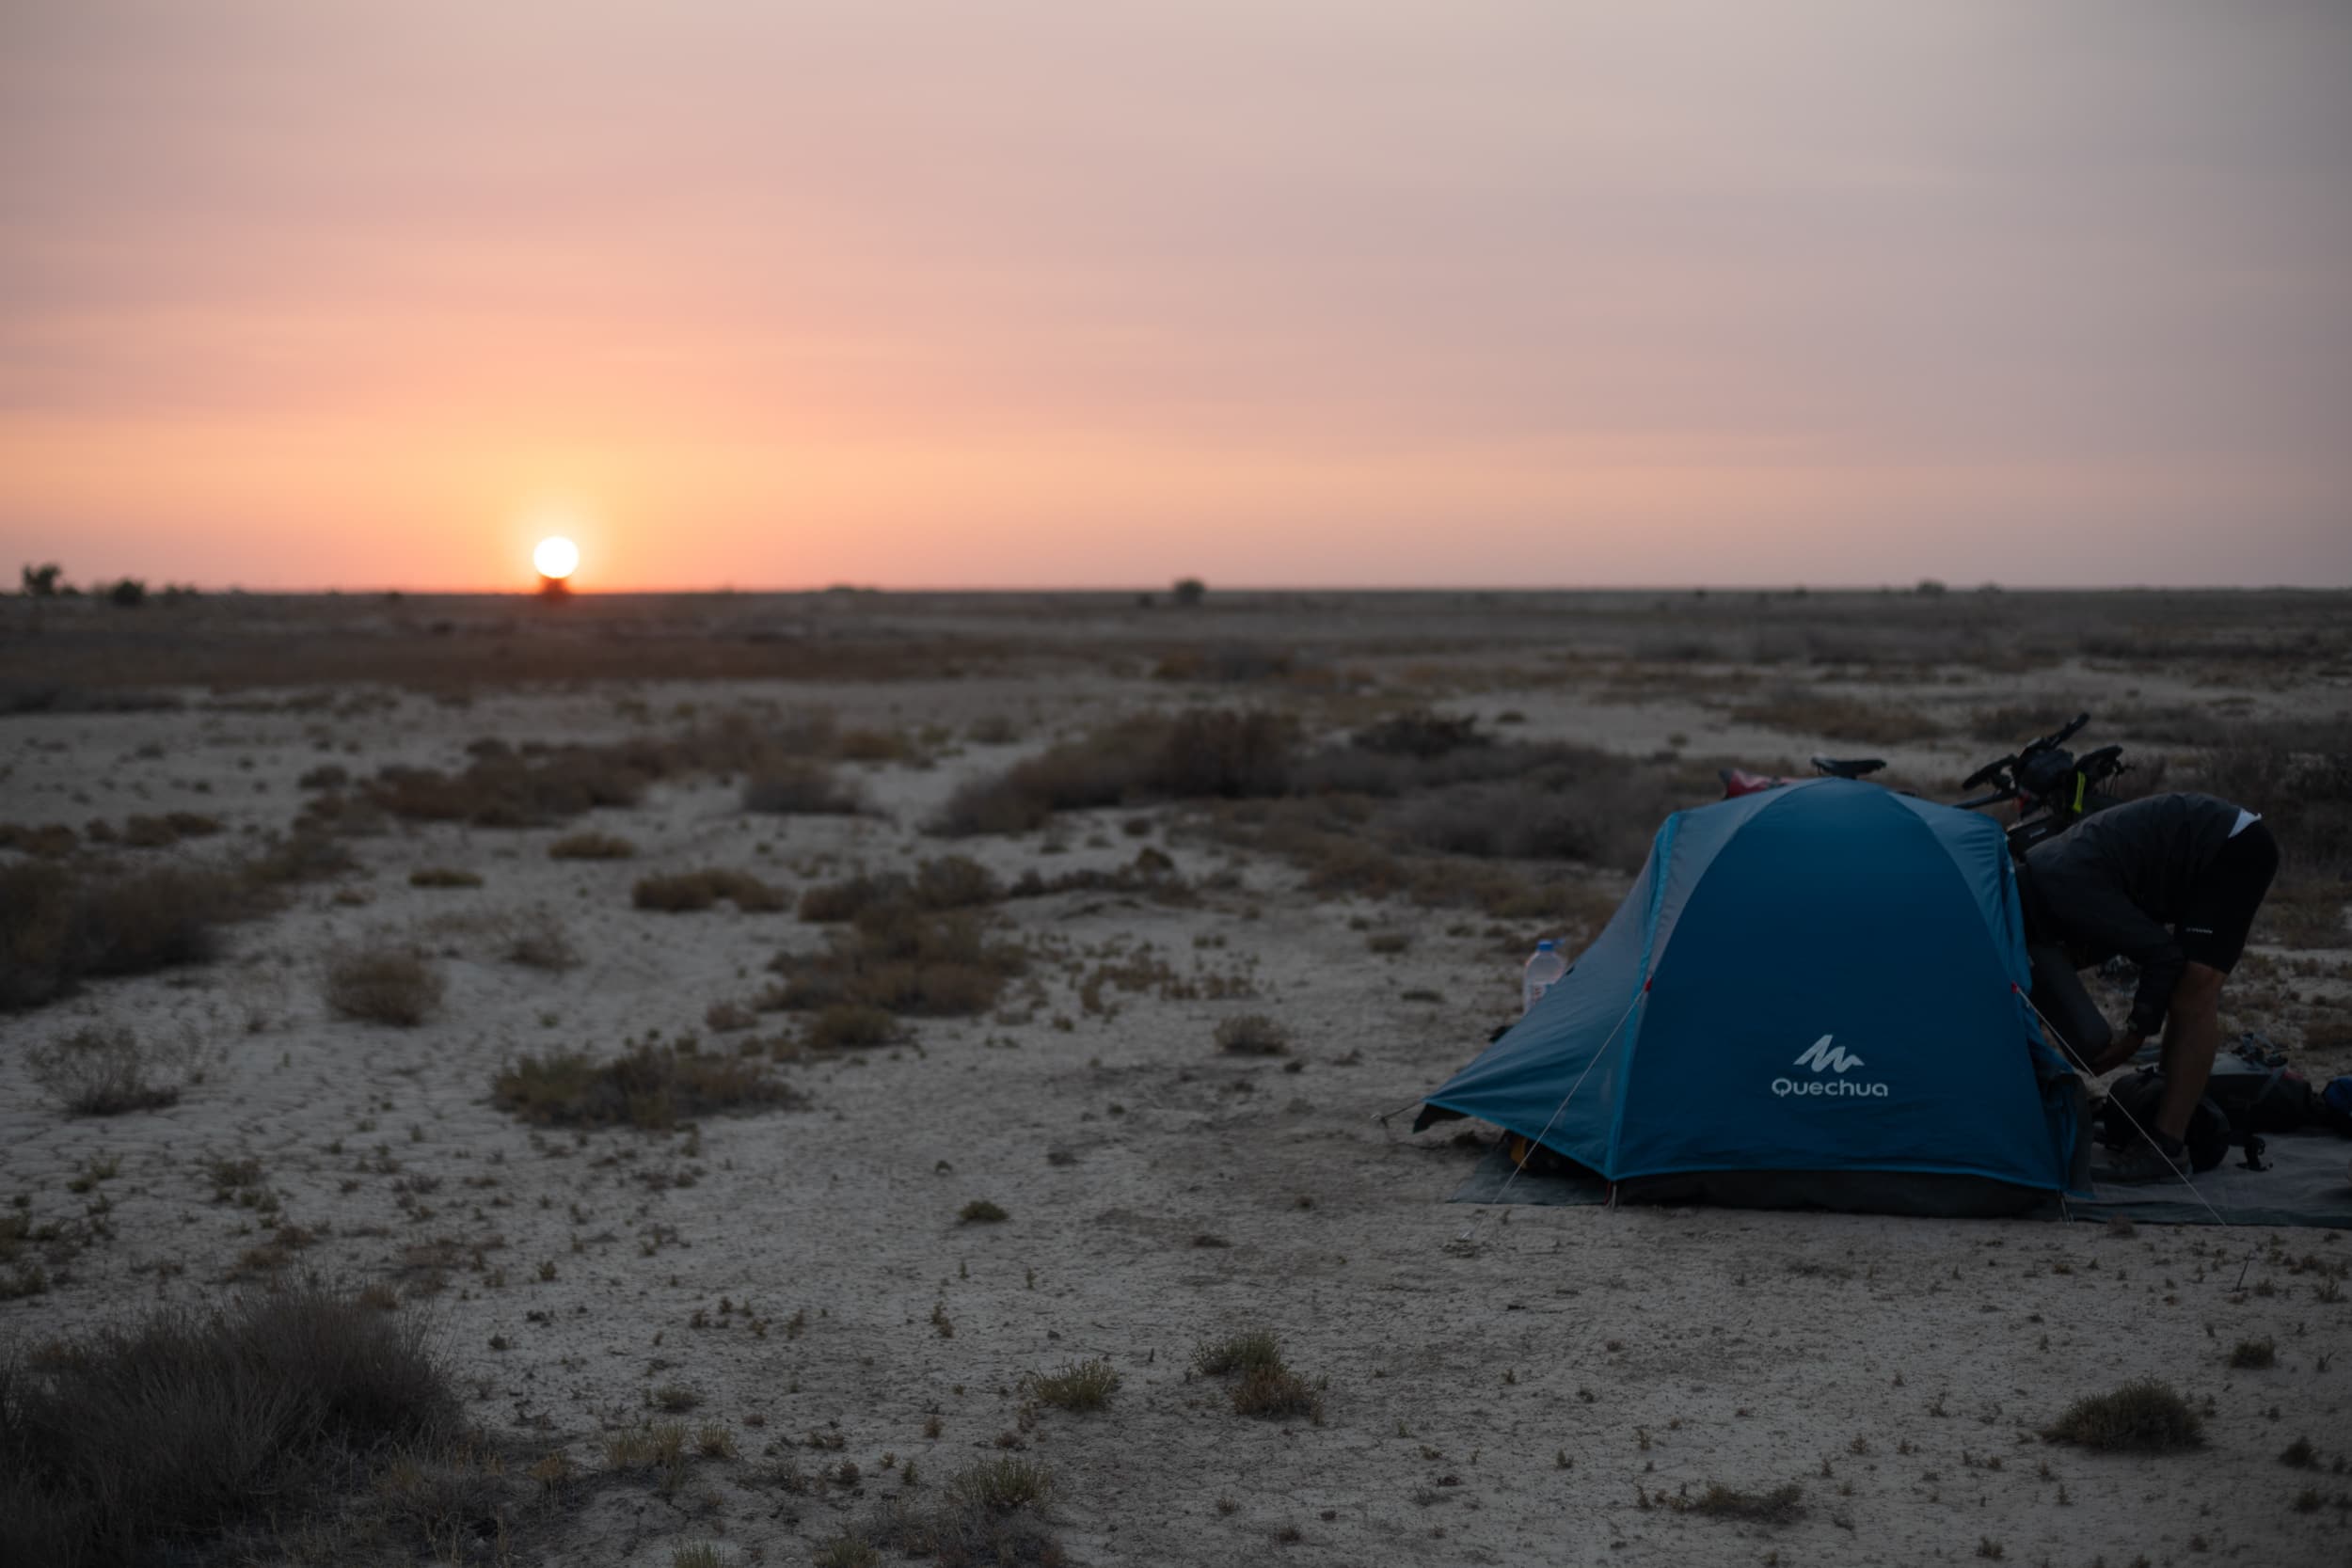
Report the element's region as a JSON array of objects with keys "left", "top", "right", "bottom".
[{"left": 2021, "top": 792, "right": 2277, "bottom": 1181}]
